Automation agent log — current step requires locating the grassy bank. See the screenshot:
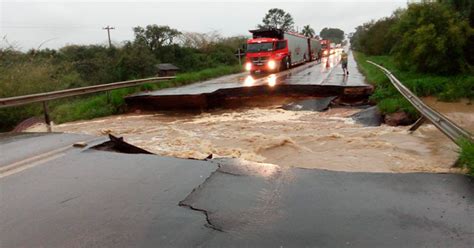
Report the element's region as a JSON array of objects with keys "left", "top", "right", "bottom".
[
  {"left": 459, "top": 139, "right": 474, "bottom": 176},
  {"left": 354, "top": 52, "right": 473, "bottom": 118},
  {"left": 0, "top": 65, "right": 242, "bottom": 131}
]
